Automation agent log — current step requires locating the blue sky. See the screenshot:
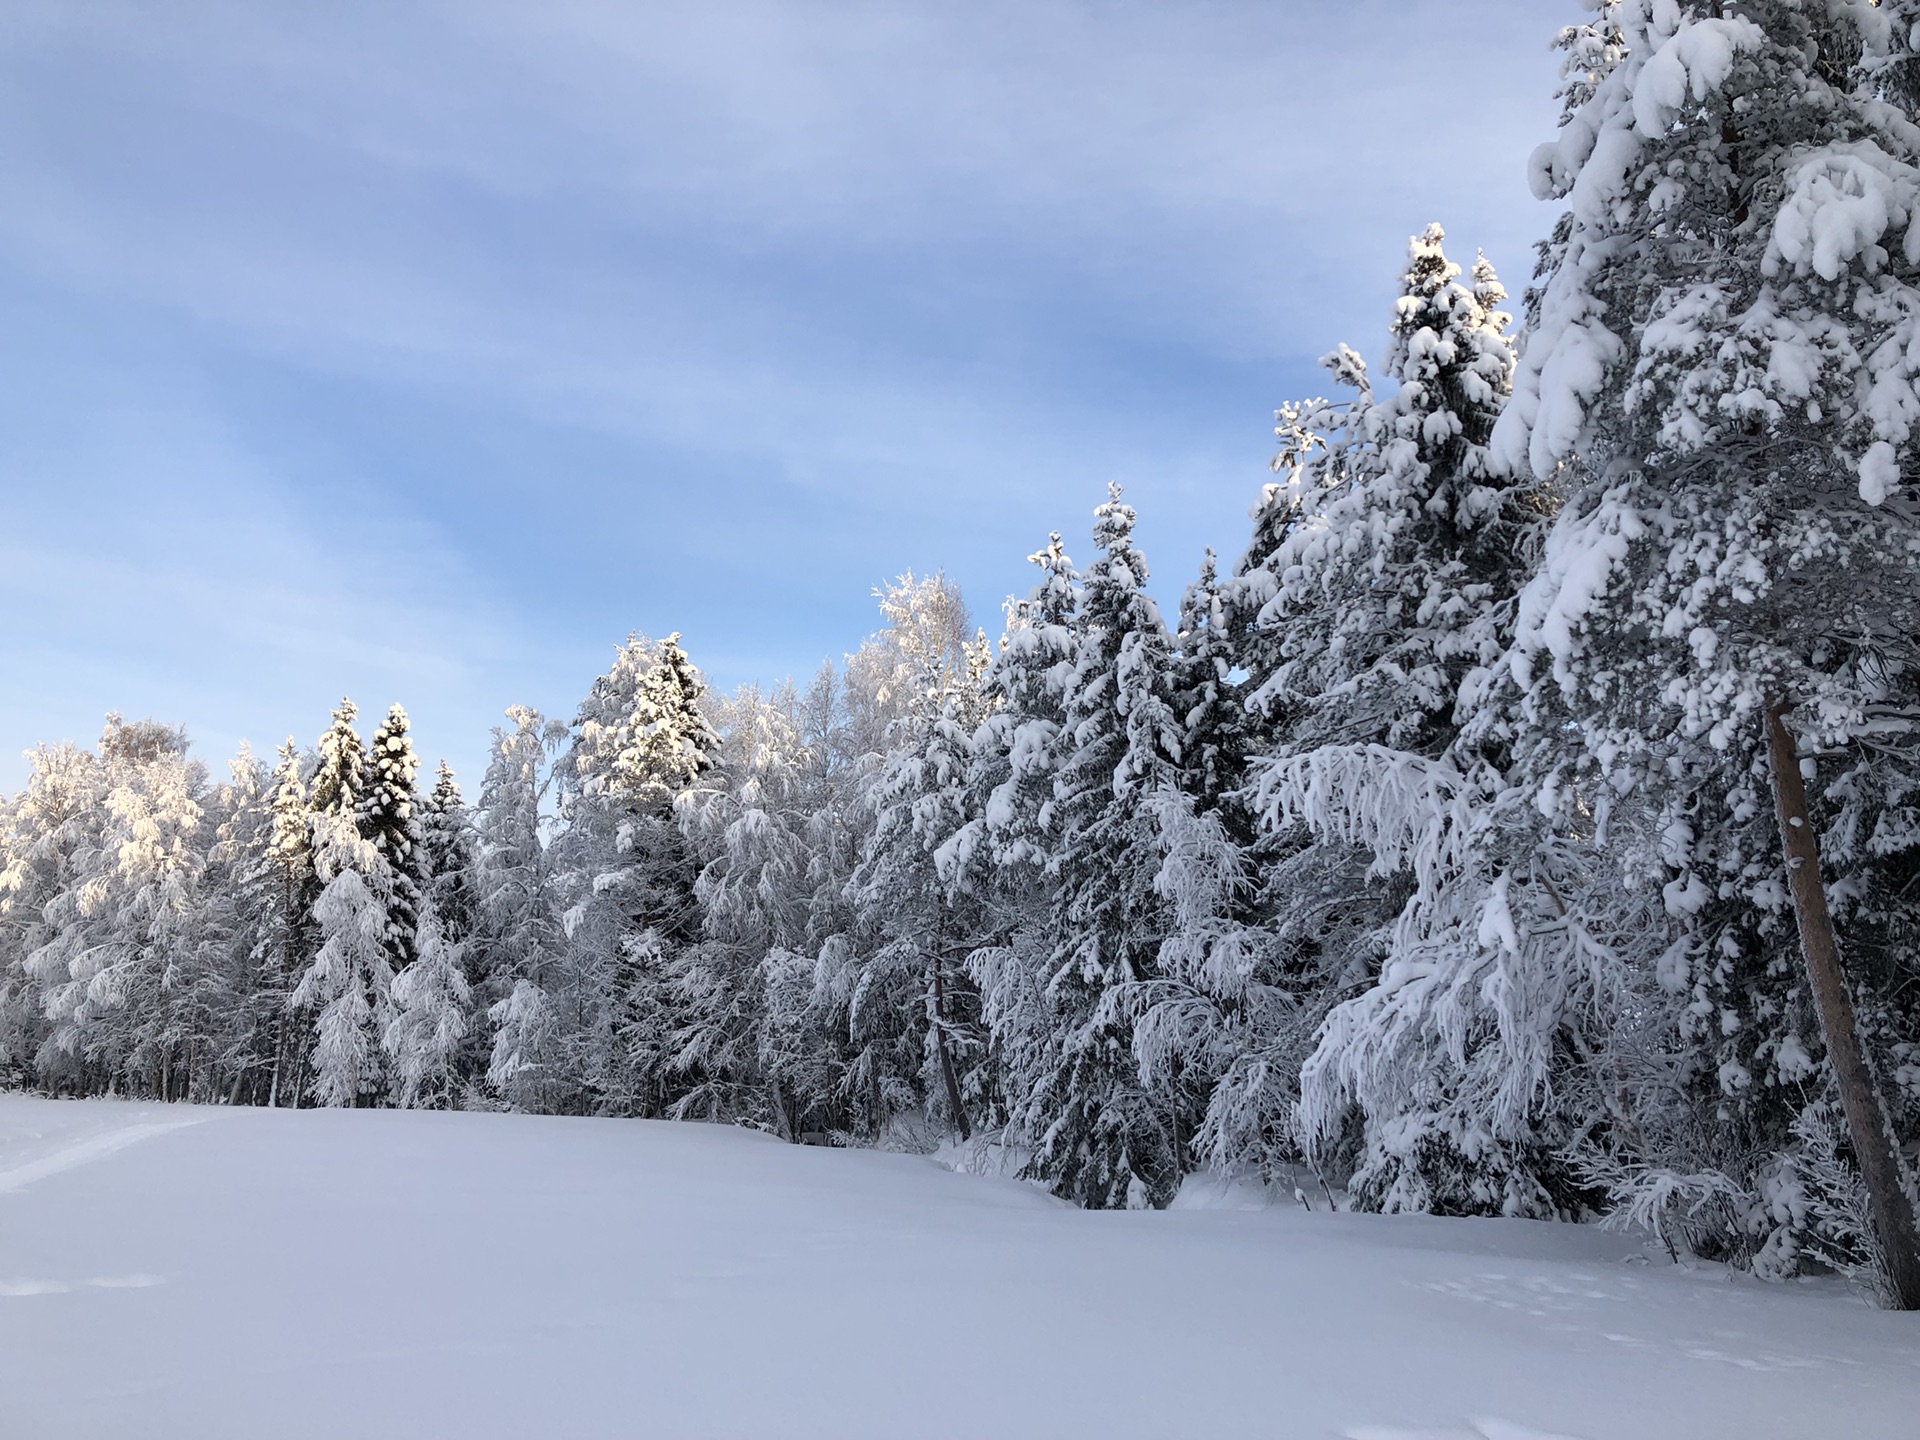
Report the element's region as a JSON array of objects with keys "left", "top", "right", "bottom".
[{"left": 0, "top": 0, "right": 1570, "bottom": 790}]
